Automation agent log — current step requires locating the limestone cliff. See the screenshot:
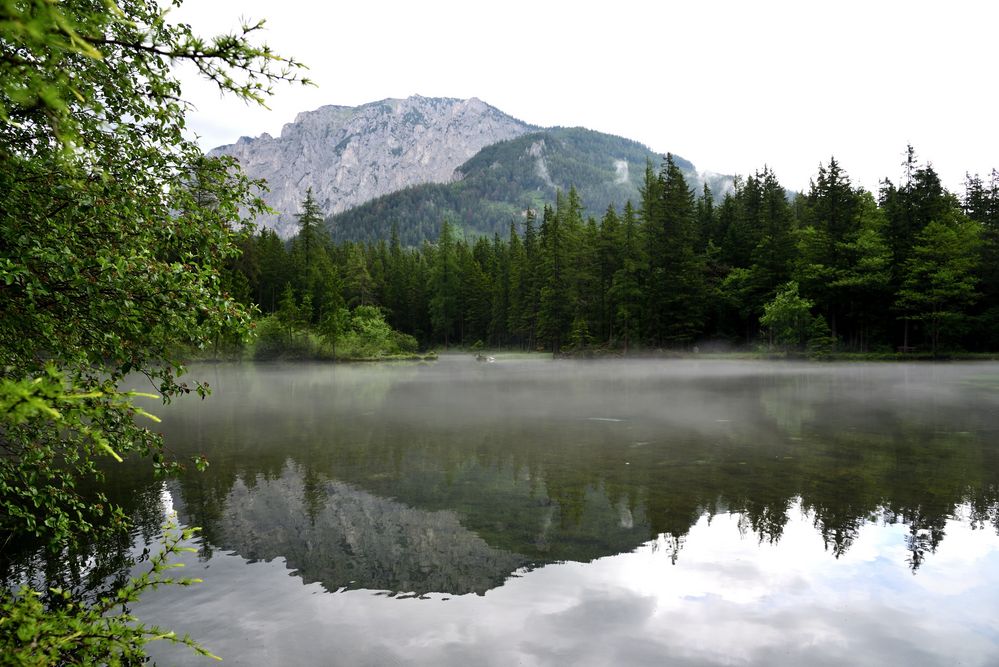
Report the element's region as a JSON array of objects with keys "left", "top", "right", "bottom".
[{"left": 211, "top": 95, "right": 534, "bottom": 237}]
